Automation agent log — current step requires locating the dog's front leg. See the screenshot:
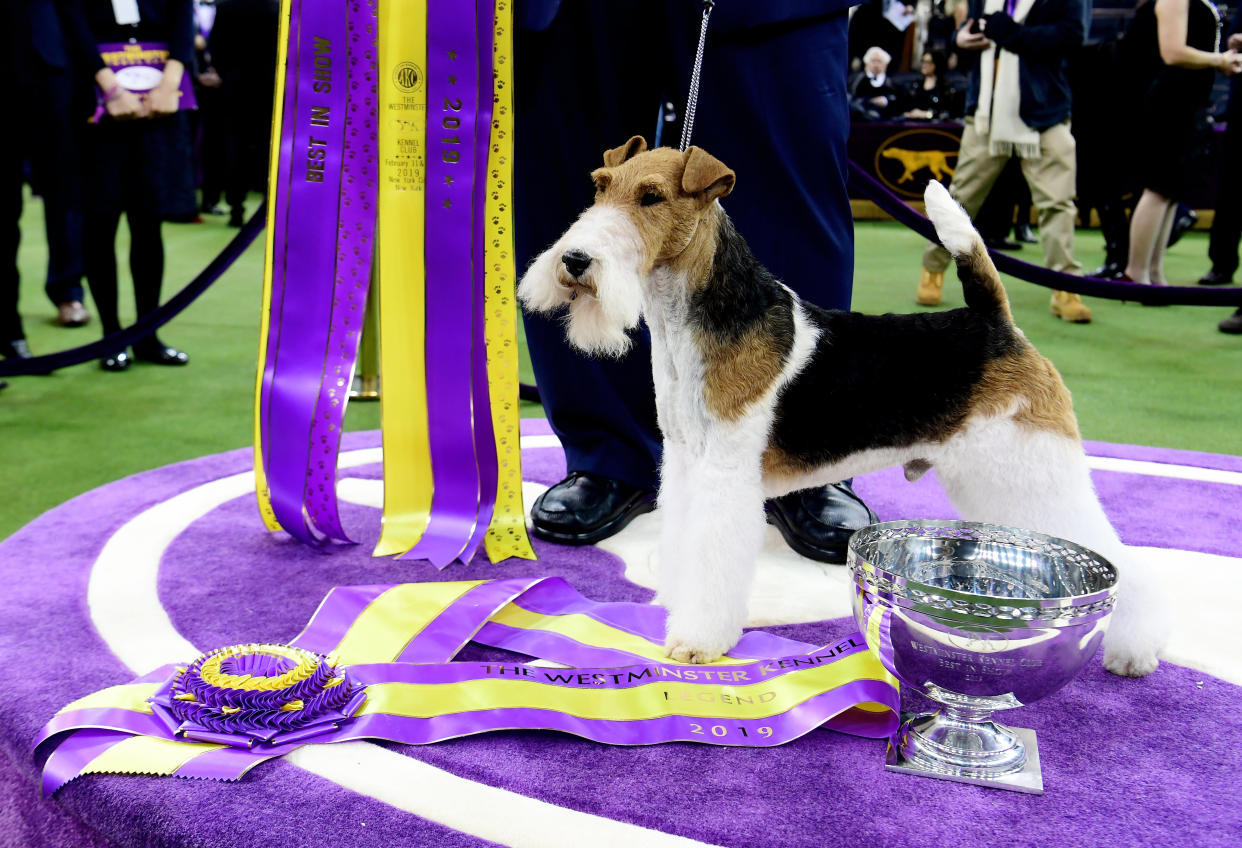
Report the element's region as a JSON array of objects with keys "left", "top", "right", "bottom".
[
  {"left": 653, "top": 441, "right": 690, "bottom": 611},
  {"left": 663, "top": 425, "right": 767, "bottom": 664}
]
